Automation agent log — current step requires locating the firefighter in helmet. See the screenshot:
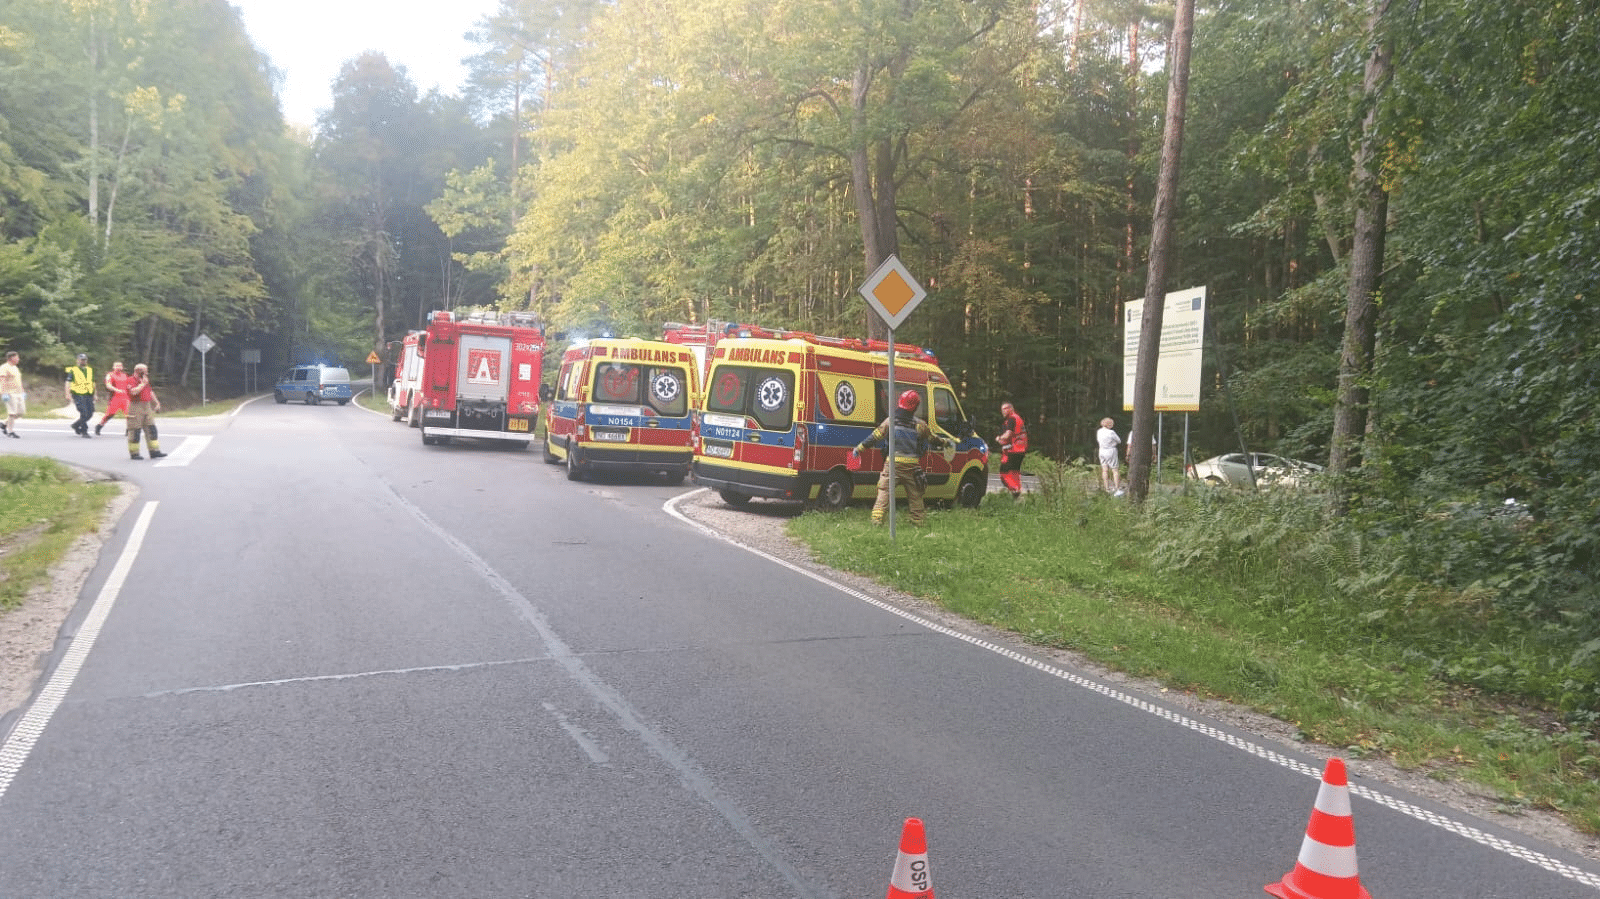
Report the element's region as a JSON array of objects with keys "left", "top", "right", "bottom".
[{"left": 855, "top": 389, "right": 948, "bottom": 527}]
